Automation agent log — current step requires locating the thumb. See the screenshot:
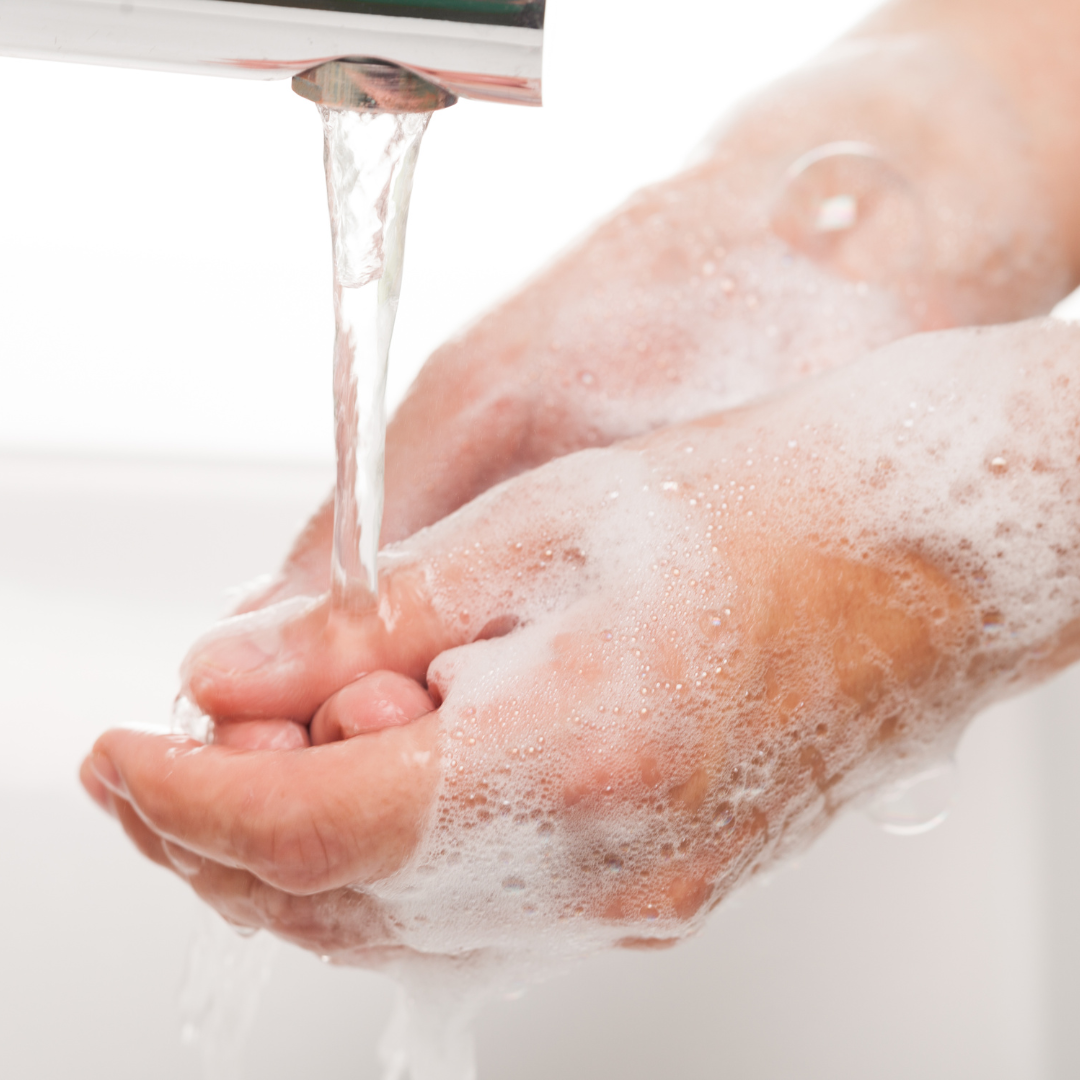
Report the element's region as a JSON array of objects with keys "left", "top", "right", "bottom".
[{"left": 184, "top": 453, "right": 610, "bottom": 723}]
